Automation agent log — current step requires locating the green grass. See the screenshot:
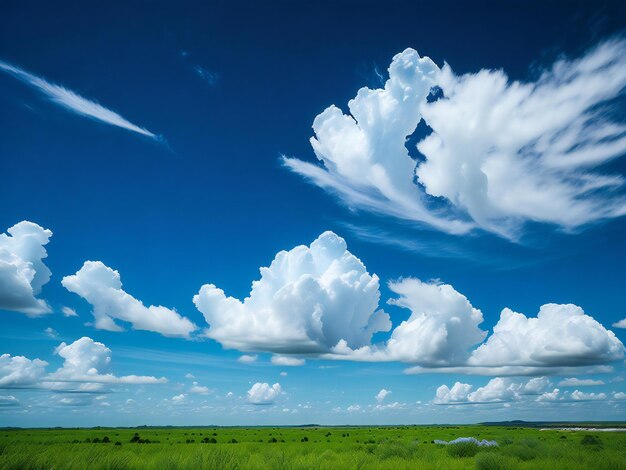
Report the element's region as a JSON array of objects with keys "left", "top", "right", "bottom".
[{"left": 0, "top": 425, "right": 624, "bottom": 469}]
